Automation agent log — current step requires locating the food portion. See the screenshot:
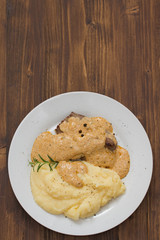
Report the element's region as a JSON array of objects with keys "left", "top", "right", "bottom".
[
  {"left": 31, "top": 113, "right": 130, "bottom": 179},
  {"left": 30, "top": 162, "right": 125, "bottom": 220},
  {"left": 30, "top": 112, "right": 130, "bottom": 220},
  {"left": 31, "top": 115, "right": 115, "bottom": 162}
]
